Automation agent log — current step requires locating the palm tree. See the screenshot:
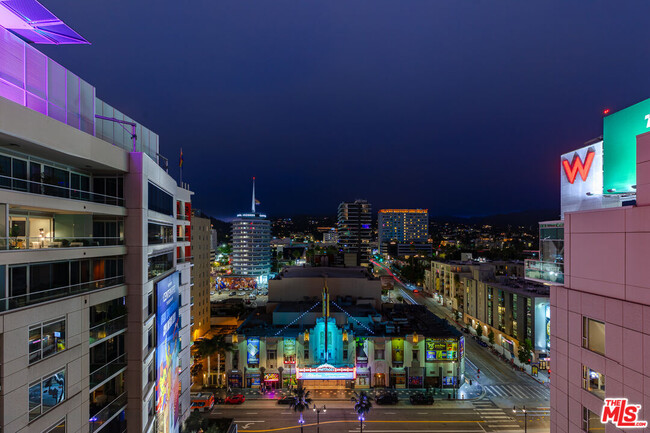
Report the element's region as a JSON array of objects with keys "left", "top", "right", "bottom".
[
  {"left": 288, "top": 385, "right": 313, "bottom": 433},
  {"left": 351, "top": 391, "right": 373, "bottom": 433},
  {"left": 194, "top": 335, "right": 235, "bottom": 387}
]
